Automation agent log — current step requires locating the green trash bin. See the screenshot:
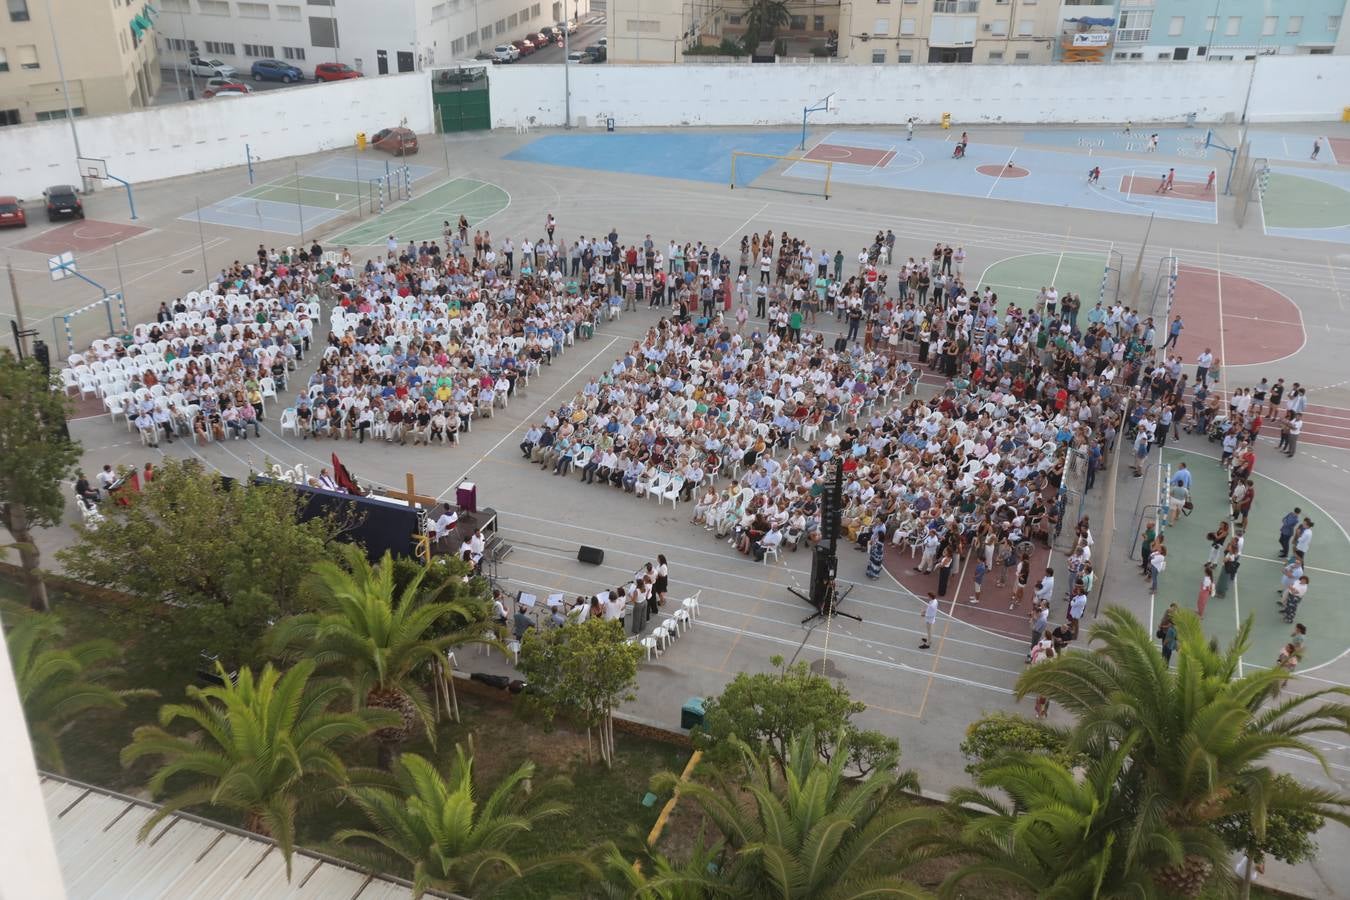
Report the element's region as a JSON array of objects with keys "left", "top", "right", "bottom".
[{"left": 681, "top": 697, "right": 705, "bottom": 730}]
